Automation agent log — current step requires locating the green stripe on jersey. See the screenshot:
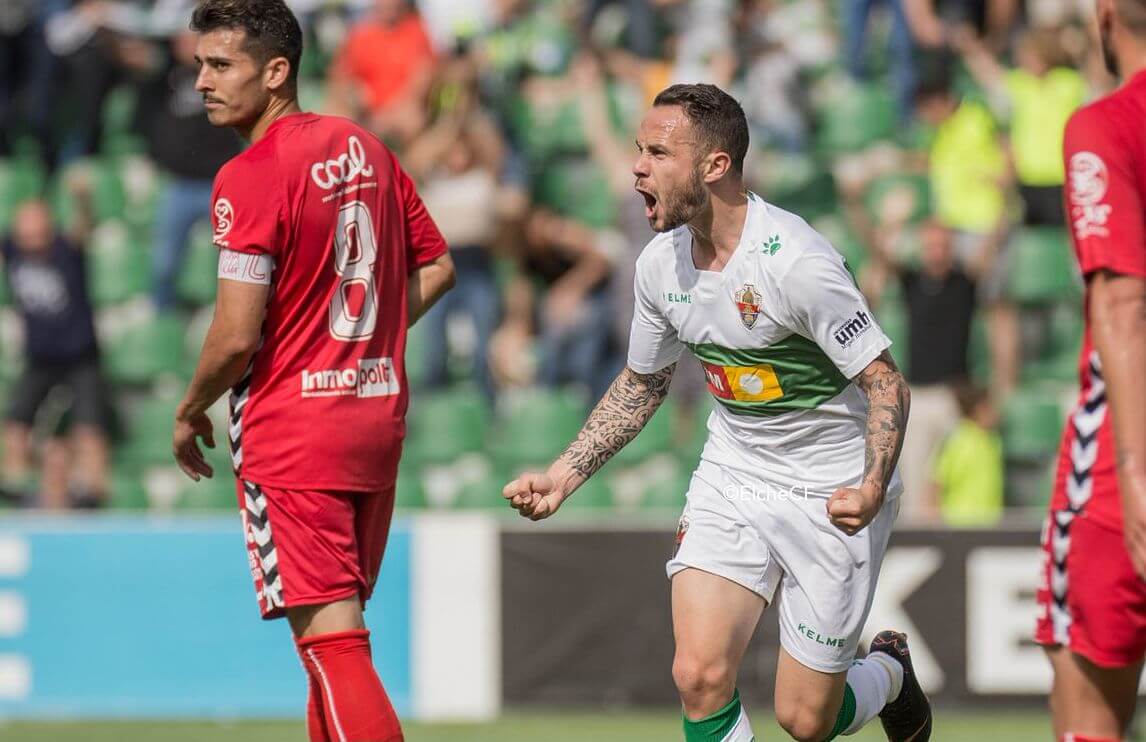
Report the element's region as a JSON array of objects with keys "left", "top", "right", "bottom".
[{"left": 686, "top": 334, "right": 850, "bottom": 416}]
